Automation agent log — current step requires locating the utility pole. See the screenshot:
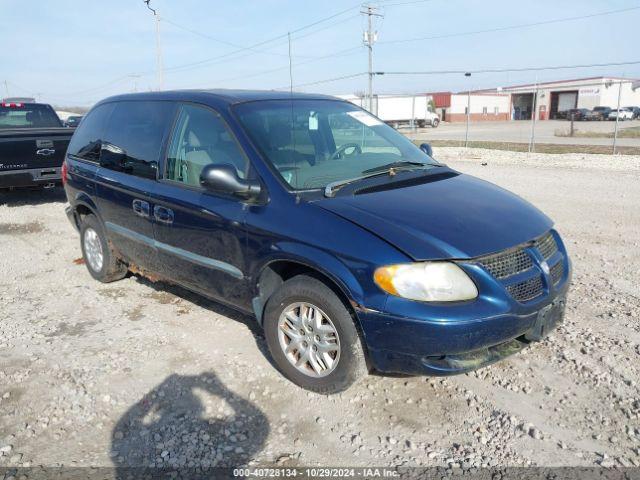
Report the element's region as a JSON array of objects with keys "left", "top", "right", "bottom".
[
  {"left": 464, "top": 72, "right": 471, "bottom": 148},
  {"left": 3, "top": 80, "right": 9, "bottom": 98},
  {"left": 362, "top": 5, "right": 382, "bottom": 114},
  {"left": 144, "top": 1, "right": 164, "bottom": 91}
]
